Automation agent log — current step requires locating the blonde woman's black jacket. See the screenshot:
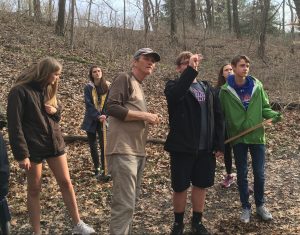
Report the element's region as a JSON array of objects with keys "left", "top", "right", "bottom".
[
  {"left": 164, "top": 66, "right": 224, "bottom": 154},
  {"left": 7, "top": 82, "right": 65, "bottom": 161}
]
